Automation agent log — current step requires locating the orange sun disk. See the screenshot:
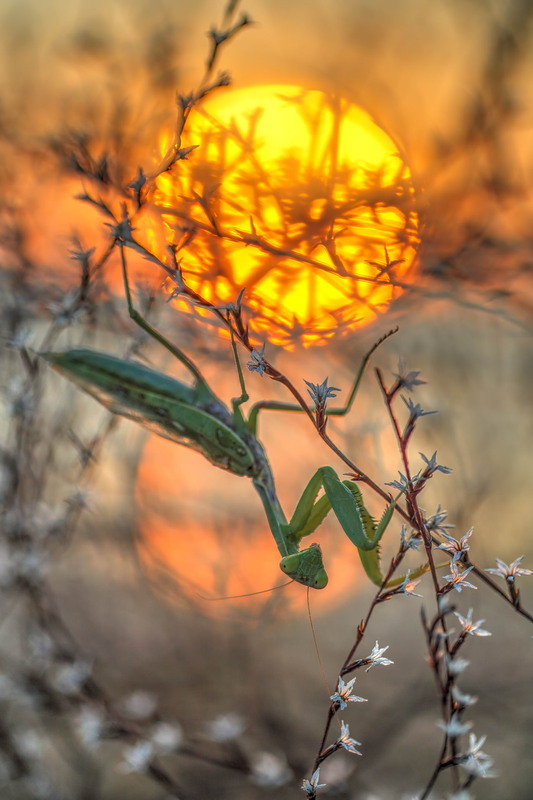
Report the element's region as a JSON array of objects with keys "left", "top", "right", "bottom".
[{"left": 144, "top": 84, "right": 419, "bottom": 347}]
